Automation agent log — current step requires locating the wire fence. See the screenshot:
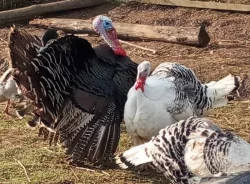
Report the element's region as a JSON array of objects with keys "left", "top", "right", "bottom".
[{"left": 0, "top": 0, "right": 62, "bottom": 11}]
